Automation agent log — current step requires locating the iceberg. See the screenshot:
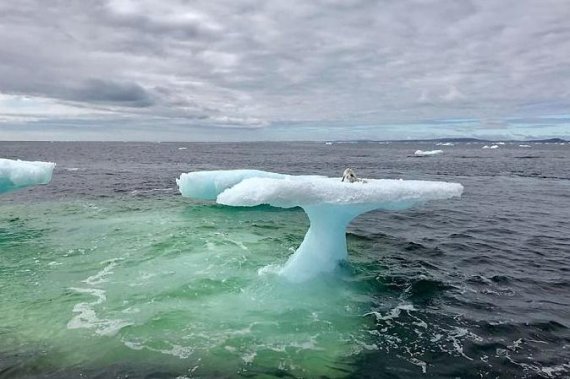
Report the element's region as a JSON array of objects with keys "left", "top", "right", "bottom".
[
  {"left": 177, "top": 170, "right": 463, "bottom": 282},
  {"left": 0, "top": 159, "right": 55, "bottom": 194},
  {"left": 414, "top": 149, "right": 443, "bottom": 157}
]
